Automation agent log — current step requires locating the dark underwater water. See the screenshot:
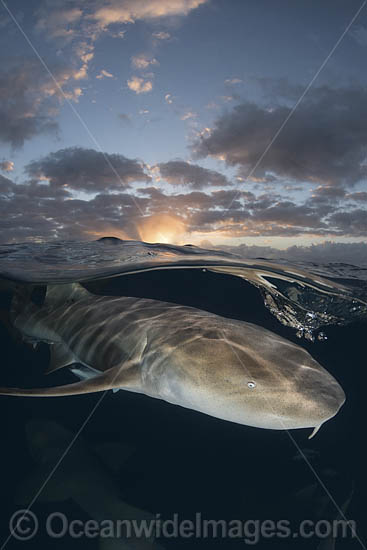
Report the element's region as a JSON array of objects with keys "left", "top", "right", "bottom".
[{"left": 0, "top": 241, "right": 366, "bottom": 549}]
